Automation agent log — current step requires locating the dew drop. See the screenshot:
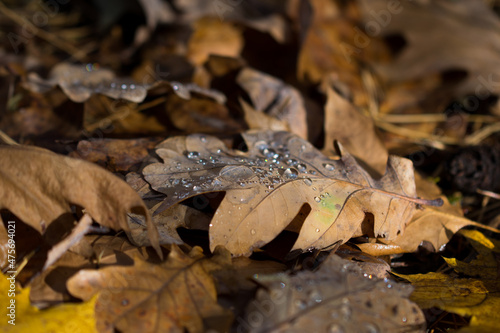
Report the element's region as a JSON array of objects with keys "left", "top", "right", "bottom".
[
  {"left": 250, "top": 229, "right": 256, "bottom": 235},
  {"left": 279, "top": 282, "right": 286, "bottom": 289},
  {"left": 193, "top": 185, "right": 201, "bottom": 191},
  {"left": 315, "top": 228, "right": 320, "bottom": 232},
  {"left": 327, "top": 323, "right": 344, "bottom": 333},
  {"left": 129, "top": 84, "right": 136, "bottom": 90},
  {"left": 284, "top": 167, "right": 299, "bottom": 180},
  {"left": 303, "top": 178, "right": 313, "bottom": 186},
  {"left": 121, "top": 298, "right": 129, "bottom": 306},
  {"left": 297, "top": 163, "right": 307, "bottom": 172},
  {"left": 323, "top": 163, "right": 335, "bottom": 171},
  {"left": 314, "top": 197, "right": 321, "bottom": 203},
  {"left": 121, "top": 83, "right": 127, "bottom": 90},
  {"left": 185, "top": 151, "right": 200, "bottom": 159},
  {"left": 309, "top": 170, "right": 317, "bottom": 175},
  {"left": 402, "top": 317, "right": 407, "bottom": 323},
  {"left": 200, "top": 135, "right": 207, "bottom": 142},
  {"left": 255, "top": 141, "right": 268, "bottom": 151}
]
